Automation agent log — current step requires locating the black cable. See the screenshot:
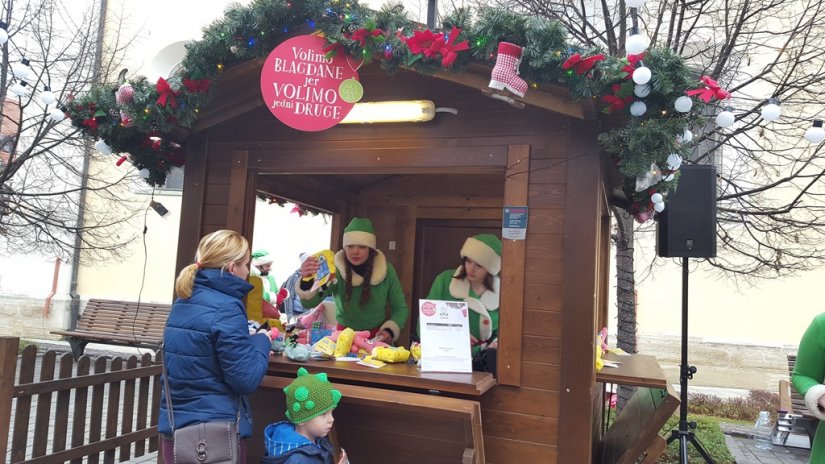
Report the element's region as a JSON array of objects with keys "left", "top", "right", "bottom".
[{"left": 131, "top": 189, "right": 153, "bottom": 357}]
